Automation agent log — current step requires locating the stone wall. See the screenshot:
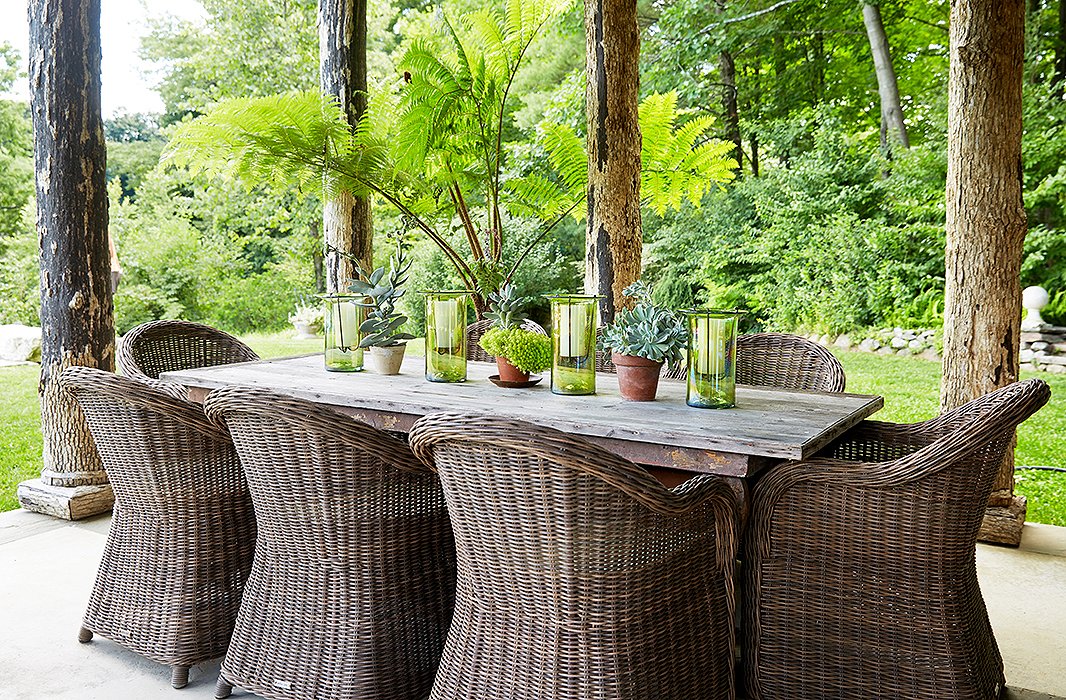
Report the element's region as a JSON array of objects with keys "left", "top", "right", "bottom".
[{"left": 1020, "top": 327, "right": 1066, "bottom": 374}]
